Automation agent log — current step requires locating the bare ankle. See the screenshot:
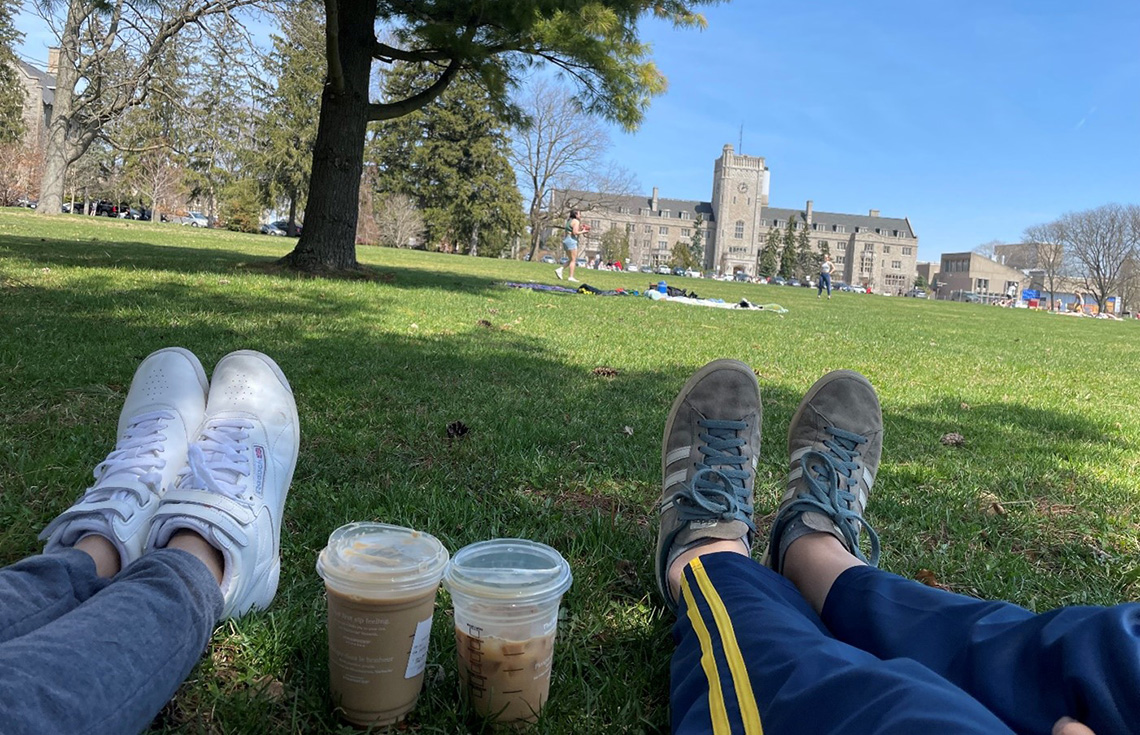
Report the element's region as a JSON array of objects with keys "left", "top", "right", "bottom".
[
  {"left": 667, "top": 539, "right": 748, "bottom": 601},
  {"left": 165, "top": 529, "right": 225, "bottom": 585},
  {"left": 74, "top": 534, "right": 122, "bottom": 578},
  {"left": 782, "top": 533, "right": 863, "bottom": 614}
]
